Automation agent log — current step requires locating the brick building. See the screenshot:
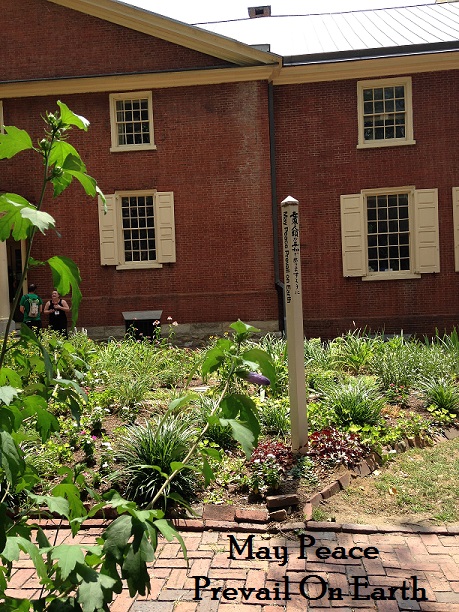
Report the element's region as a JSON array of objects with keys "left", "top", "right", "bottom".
[{"left": 1, "top": 0, "right": 459, "bottom": 340}]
